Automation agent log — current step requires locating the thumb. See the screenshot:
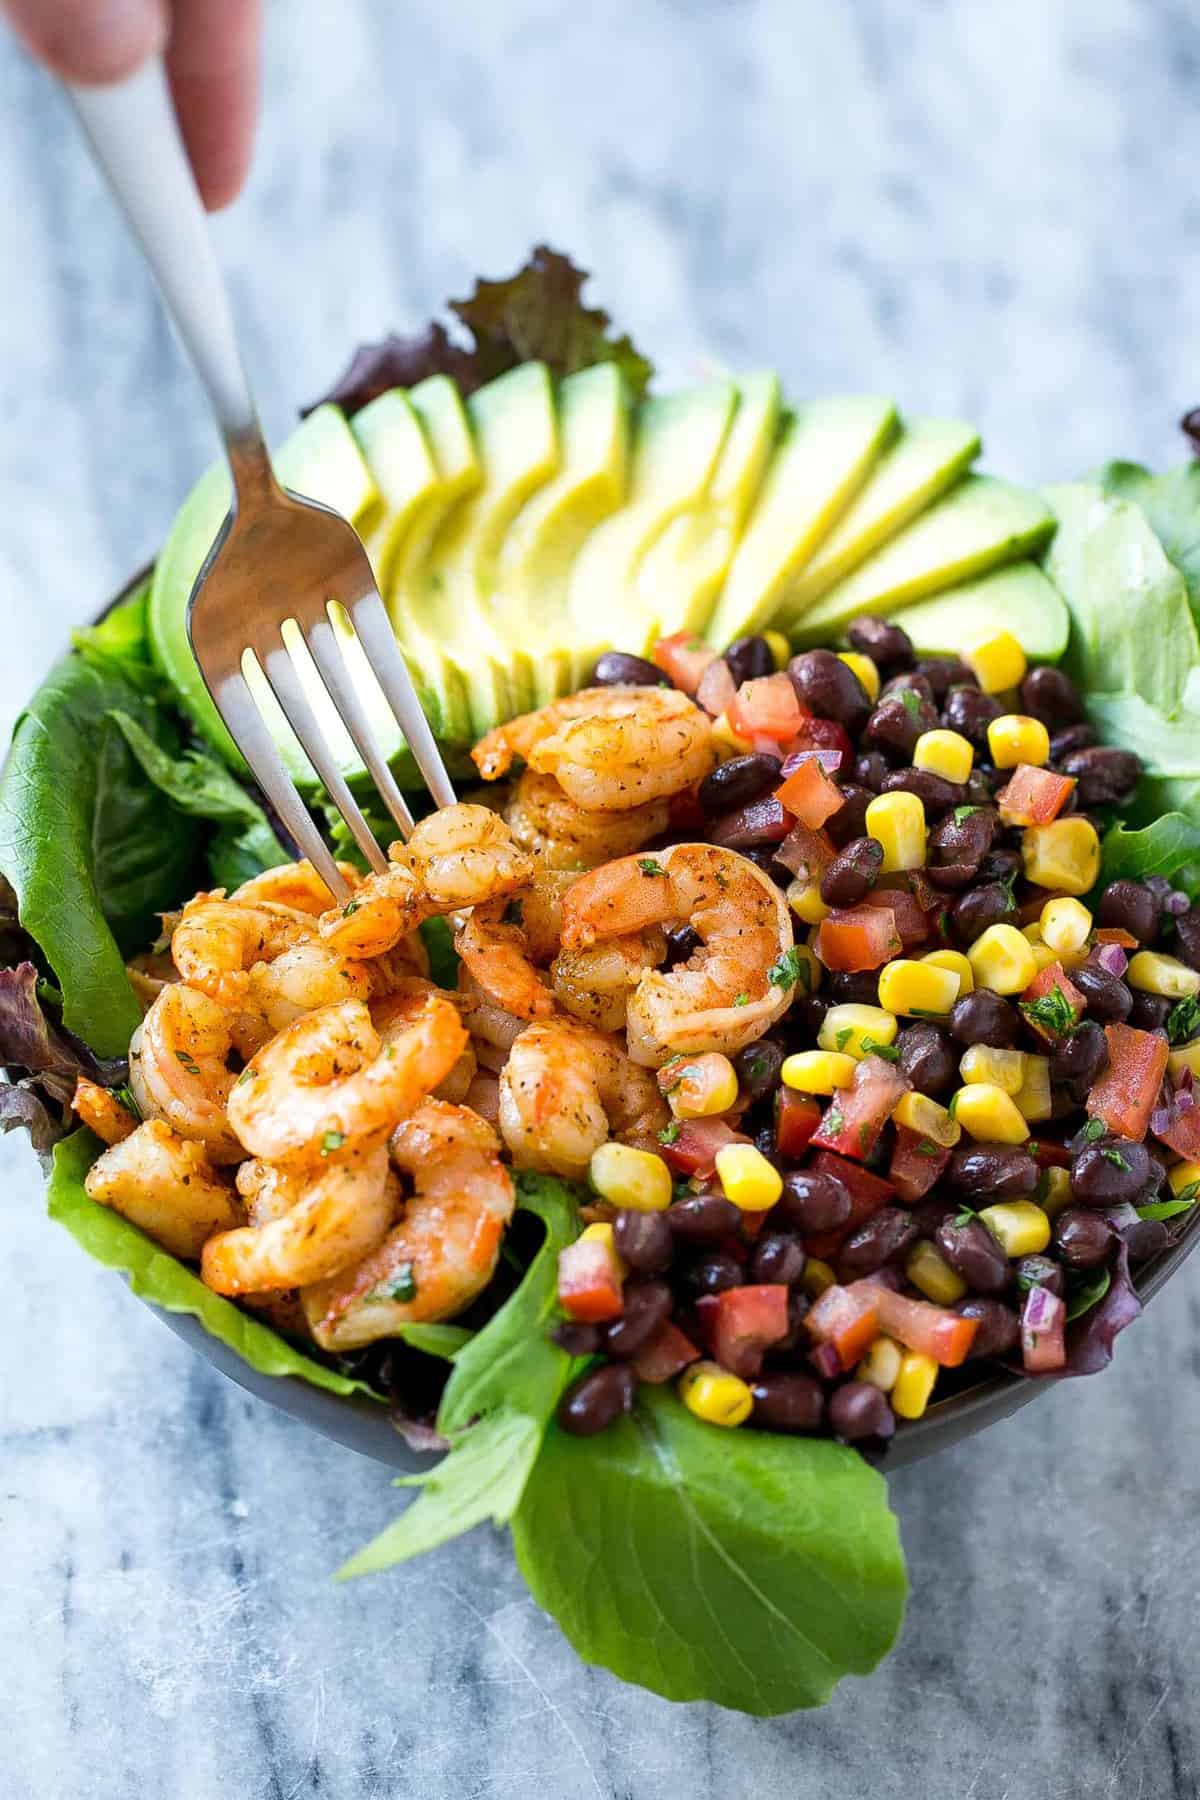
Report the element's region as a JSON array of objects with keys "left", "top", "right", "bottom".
[{"left": 2, "top": 0, "right": 168, "bottom": 85}]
